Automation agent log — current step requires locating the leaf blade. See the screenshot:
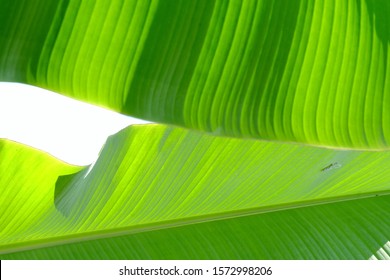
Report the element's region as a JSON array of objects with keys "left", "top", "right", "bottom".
[{"left": 1, "top": 124, "right": 390, "bottom": 258}]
